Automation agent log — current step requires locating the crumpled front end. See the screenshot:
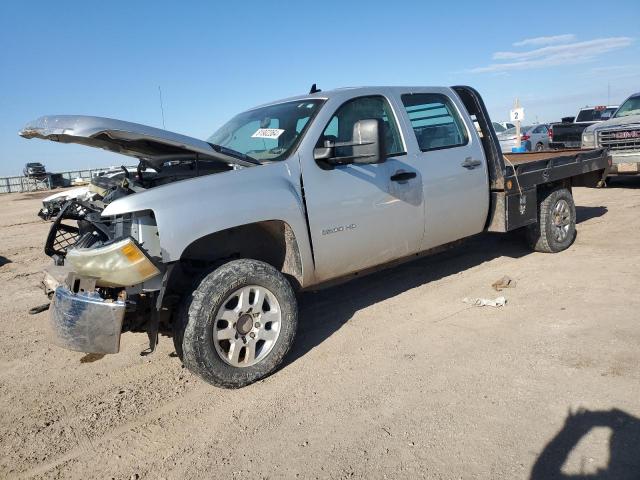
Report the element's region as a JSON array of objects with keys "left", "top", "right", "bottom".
[{"left": 41, "top": 195, "right": 166, "bottom": 355}]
